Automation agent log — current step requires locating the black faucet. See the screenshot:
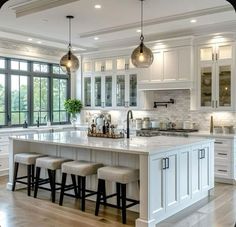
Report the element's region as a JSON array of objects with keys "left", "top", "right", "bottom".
[{"left": 127, "top": 110, "right": 133, "bottom": 139}]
